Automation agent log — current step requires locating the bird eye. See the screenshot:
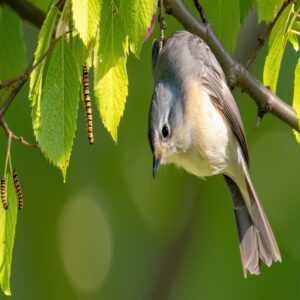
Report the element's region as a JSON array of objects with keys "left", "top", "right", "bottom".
[{"left": 162, "top": 124, "right": 169, "bottom": 139}]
